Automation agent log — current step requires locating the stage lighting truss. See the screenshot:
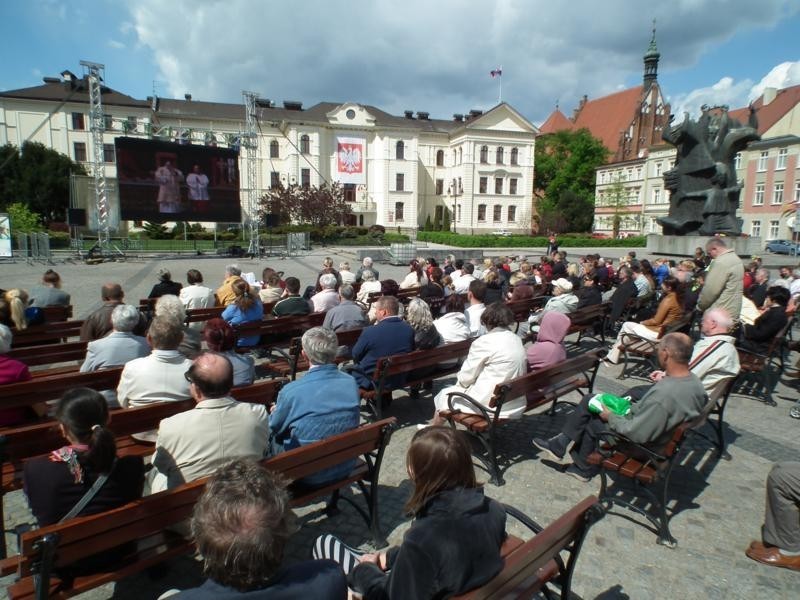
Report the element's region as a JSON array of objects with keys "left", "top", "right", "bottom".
[{"left": 242, "top": 90, "right": 260, "bottom": 258}]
